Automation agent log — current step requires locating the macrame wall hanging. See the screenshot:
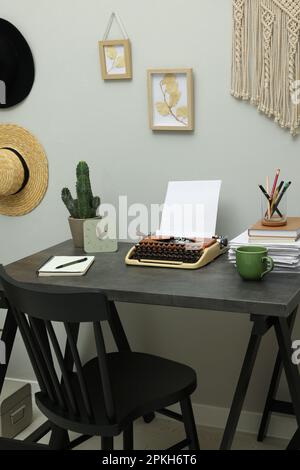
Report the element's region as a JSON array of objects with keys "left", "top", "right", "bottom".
[{"left": 232, "top": 0, "right": 300, "bottom": 136}]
